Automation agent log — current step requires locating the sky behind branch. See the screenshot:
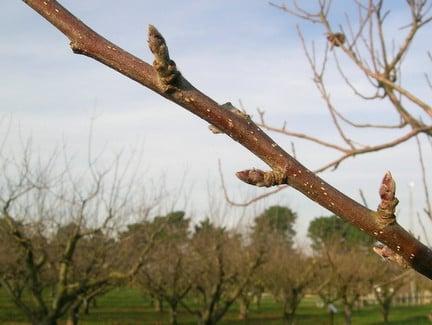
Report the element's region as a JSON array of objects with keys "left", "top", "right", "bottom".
[{"left": 1, "top": 1, "right": 431, "bottom": 244}]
